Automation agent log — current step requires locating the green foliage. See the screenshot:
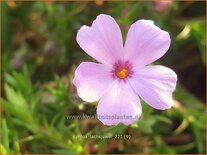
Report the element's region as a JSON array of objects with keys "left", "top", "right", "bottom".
[{"left": 2, "top": 66, "right": 86, "bottom": 153}]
